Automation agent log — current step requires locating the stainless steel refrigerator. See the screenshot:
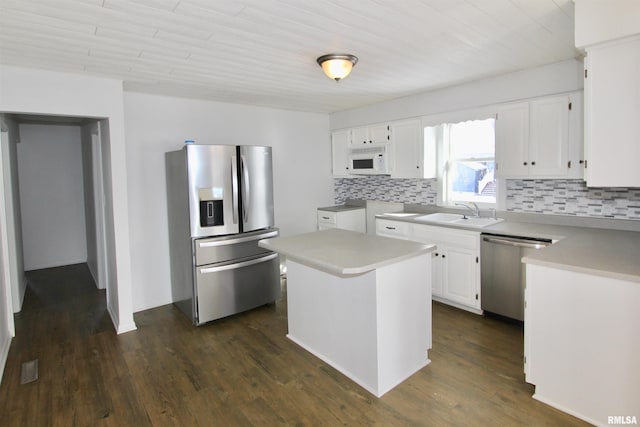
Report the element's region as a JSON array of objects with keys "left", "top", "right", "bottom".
[{"left": 165, "top": 144, "right": 280, "bottom": 325}]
